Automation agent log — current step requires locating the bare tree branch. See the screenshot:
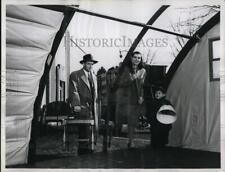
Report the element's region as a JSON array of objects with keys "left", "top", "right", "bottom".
[{"left": 169, "top": 5, "right": 219, "bottom": 58}]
